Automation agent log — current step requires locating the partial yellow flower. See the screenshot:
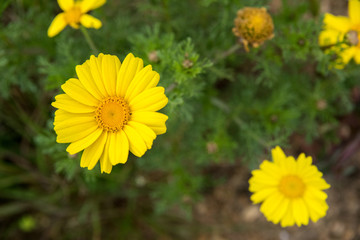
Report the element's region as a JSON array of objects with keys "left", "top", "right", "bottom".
[
  {"left": 52, "top": 53, "right": 169, "bottom": 174},
  {"left": 249, "top": 146, "right": 330, "bottom": 227},
  {"left": 319, "top": 0, "right": 360, "bottom": 68},
  {"left": 232, "top": 7, "right": 274, "bottom": 52},
  {"left": 48, "top": 0, "right": 106, "bottom": 37}
]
